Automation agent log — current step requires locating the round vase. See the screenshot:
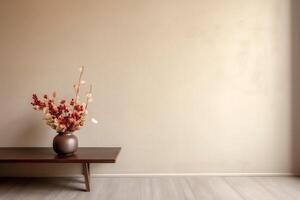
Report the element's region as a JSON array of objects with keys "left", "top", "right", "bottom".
[{"left": 53, "top": 132, "right": 78, "bottom": 156}]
